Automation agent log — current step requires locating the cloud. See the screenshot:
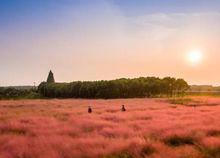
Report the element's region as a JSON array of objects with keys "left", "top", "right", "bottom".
[{"left": 129, "top": 12, "right": 220, "bottom": 40}]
